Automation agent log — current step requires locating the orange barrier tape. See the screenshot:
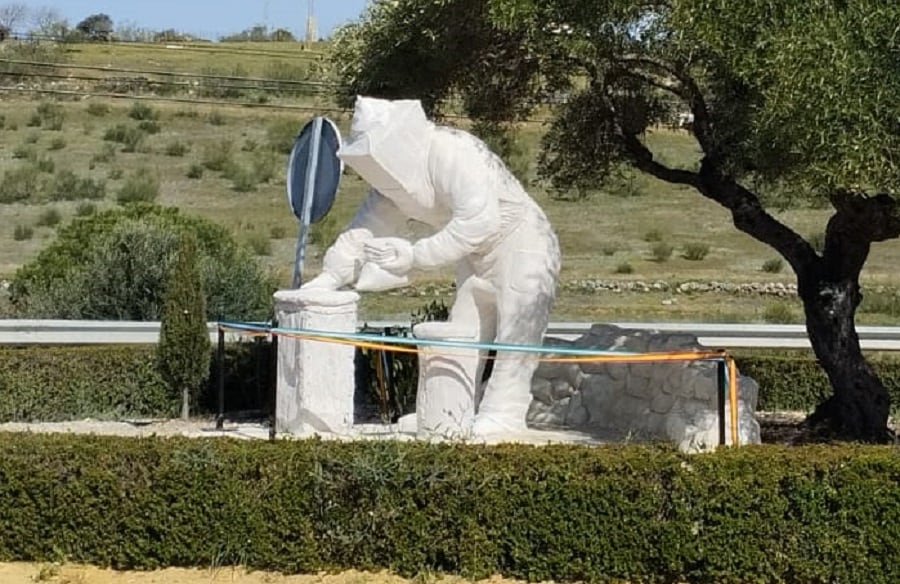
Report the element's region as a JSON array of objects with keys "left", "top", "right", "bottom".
[
  {"left": 254, "top": 328, "right": 727, "bottom": 365},
  {"left": 222, "top": 324, "right": 742, "bottom": 447},
  {"left": 728, "top": 357, "right": 739, "bottom": 447}
]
